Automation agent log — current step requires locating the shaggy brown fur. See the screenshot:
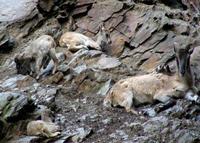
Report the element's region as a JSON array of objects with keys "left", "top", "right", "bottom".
[
  {"left": 59, "top": 24, "right": 111, "bottom": 52},
  {"left": 15, "top": 35, "right": 58, "bottom": 79},
  {"left": 104, "top": 42, "right": 196, "bottom": 114}
]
